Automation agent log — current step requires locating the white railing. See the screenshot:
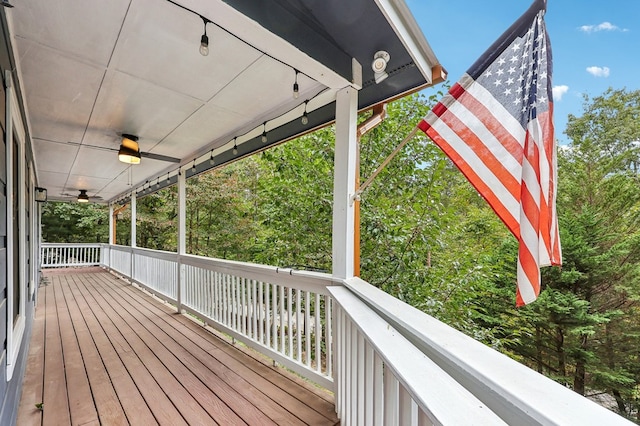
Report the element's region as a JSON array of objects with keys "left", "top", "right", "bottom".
[
  {"left": 330, "top": 286, "right": 505, "bottom": 425},
  {"left": 180, "top": 255, "right": 334, "bottom": 388},
  {"left": 43, "top": 243, "right": 633, "bottom": 424},
  {"left": 103, "top": 246, "right": 335, "bottom": 389},
  {"left": 340, "top": 277, "right": 633, "bottom": 426},
  {"left": 132, "top": 247, "right": 179, "bottom": 302},
  {"left": 41, "top": 243, "right": 102, "bottom": 268},
  {"left": 109, "top": 245, "right": 132, "bottom": 277}
]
